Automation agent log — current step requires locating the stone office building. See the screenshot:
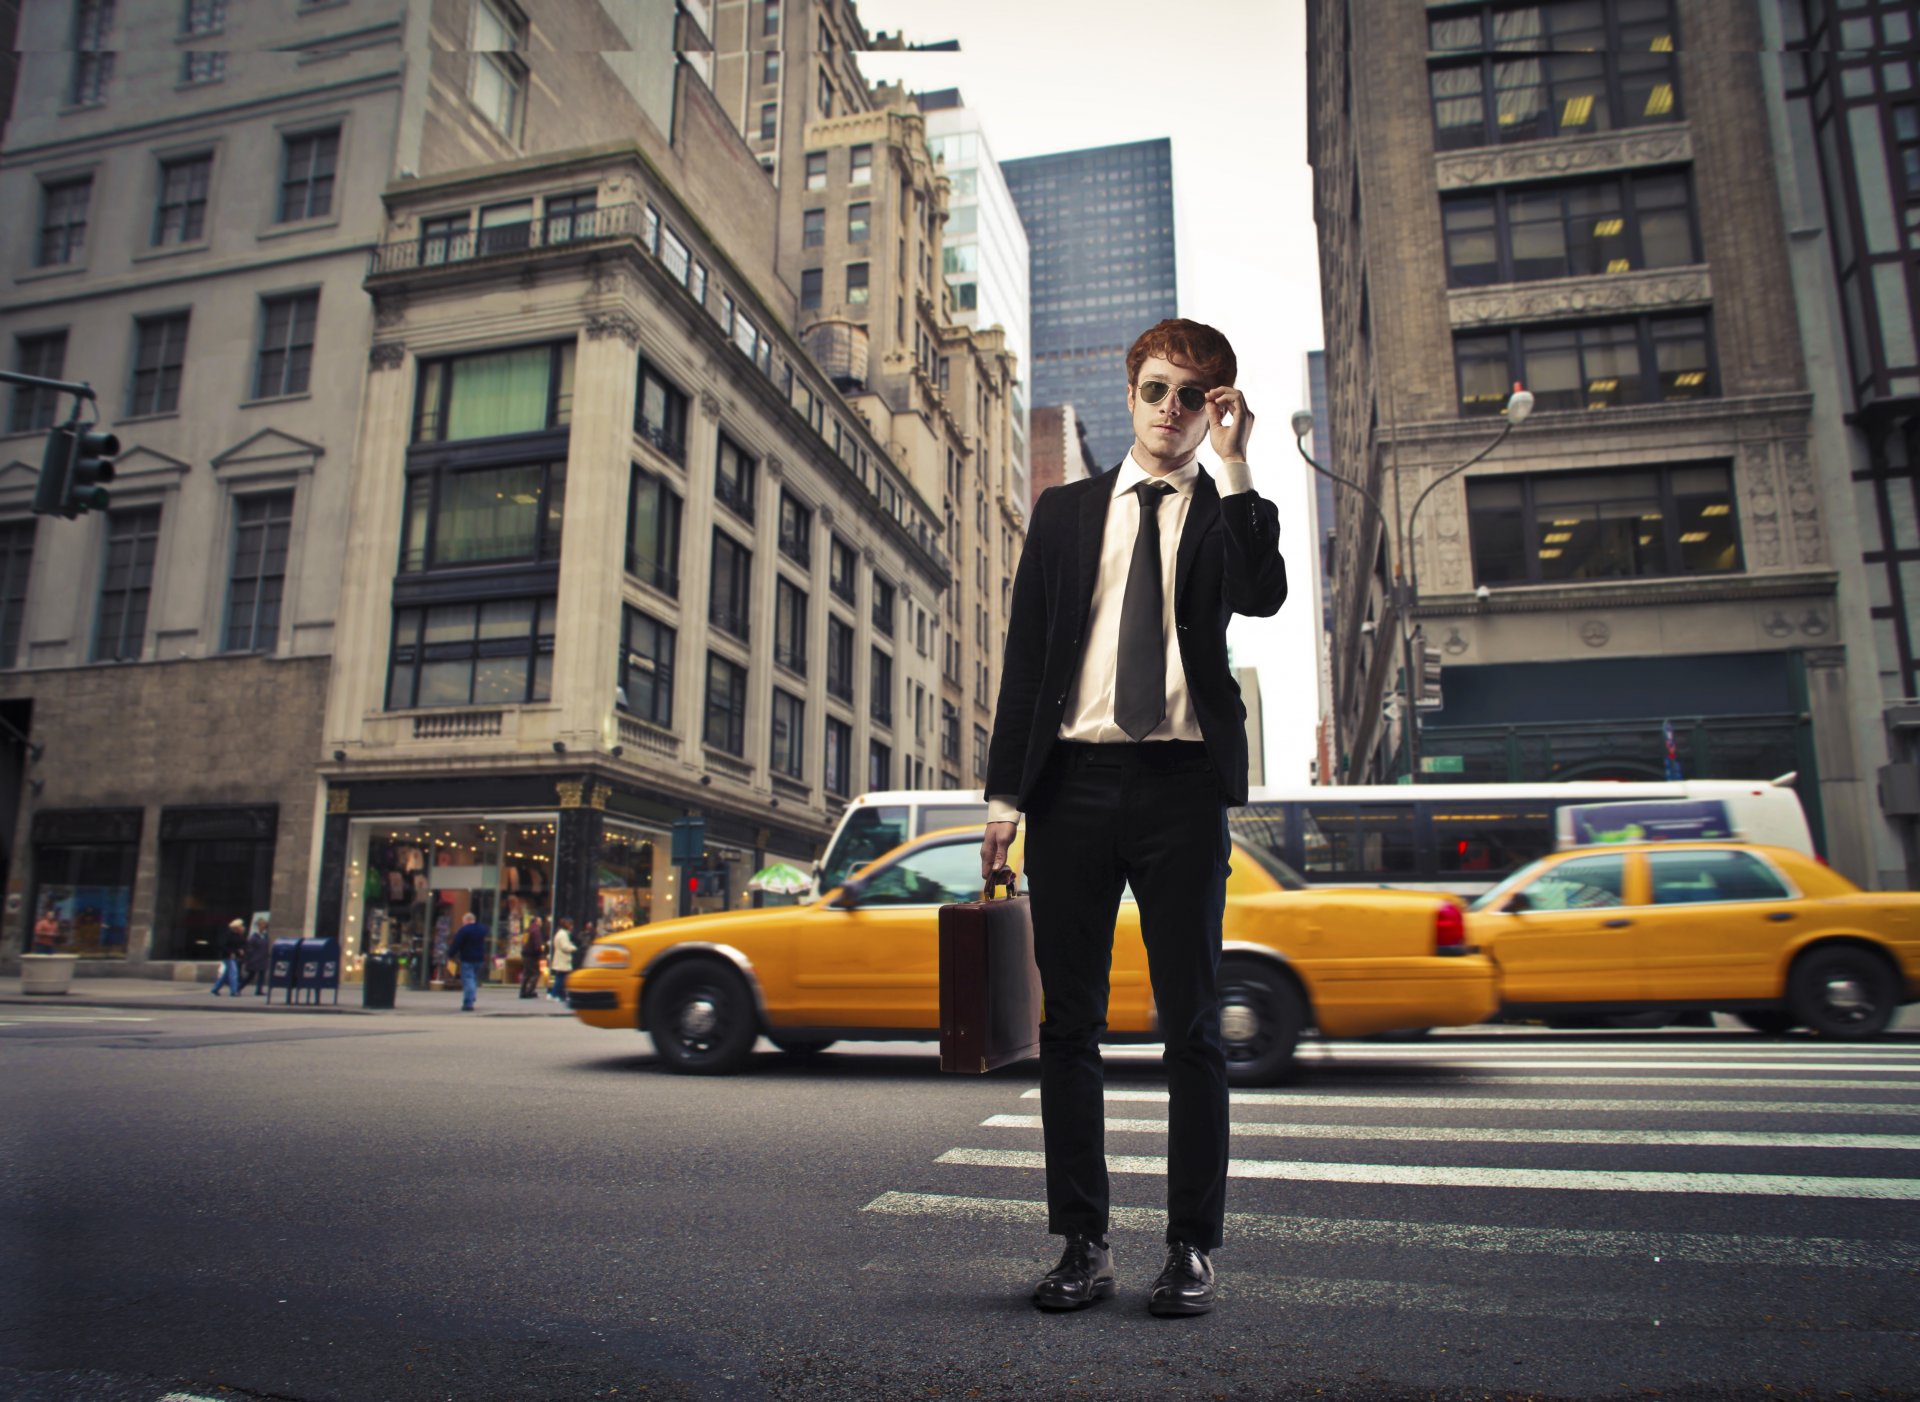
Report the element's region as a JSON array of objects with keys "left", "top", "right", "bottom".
[{"left": 1306, "top": 0, "right": 1882, "bottom": 879}]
